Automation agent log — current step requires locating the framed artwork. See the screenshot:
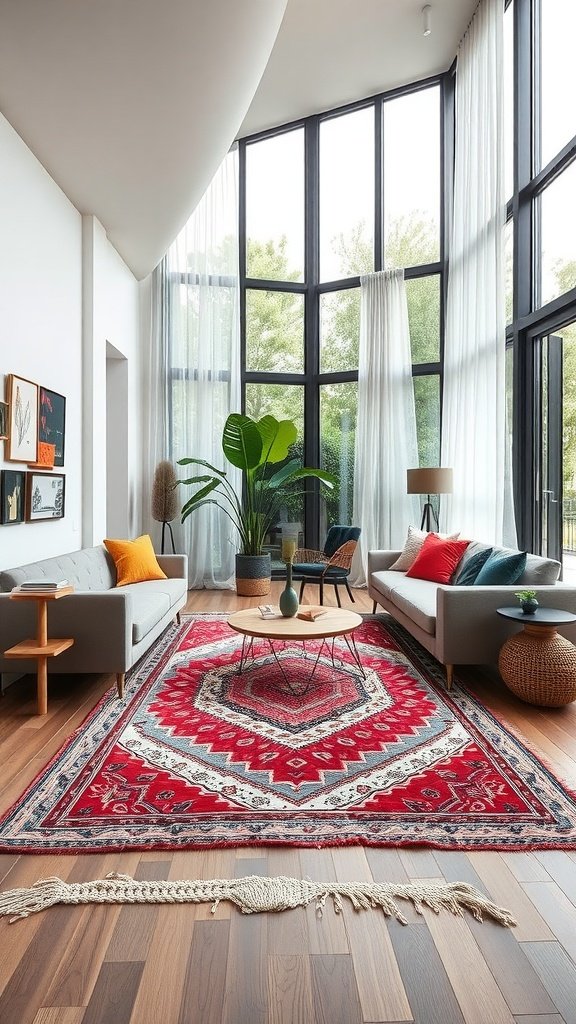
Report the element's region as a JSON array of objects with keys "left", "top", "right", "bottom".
[
  {"left": 38, "top": 387, "right": 66, "bottom": 467},
  {"left": 0, "top": 401, "right": 8, "bottom": 440},
  {"left": 0, "top": 469, "right": 26, "bottom": 525},
  {"left": 7, "top": 374, "right": 38, "bottom": 463},
  {"left": 26, "top": 472, "right": 65, "bottom": 522}
]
